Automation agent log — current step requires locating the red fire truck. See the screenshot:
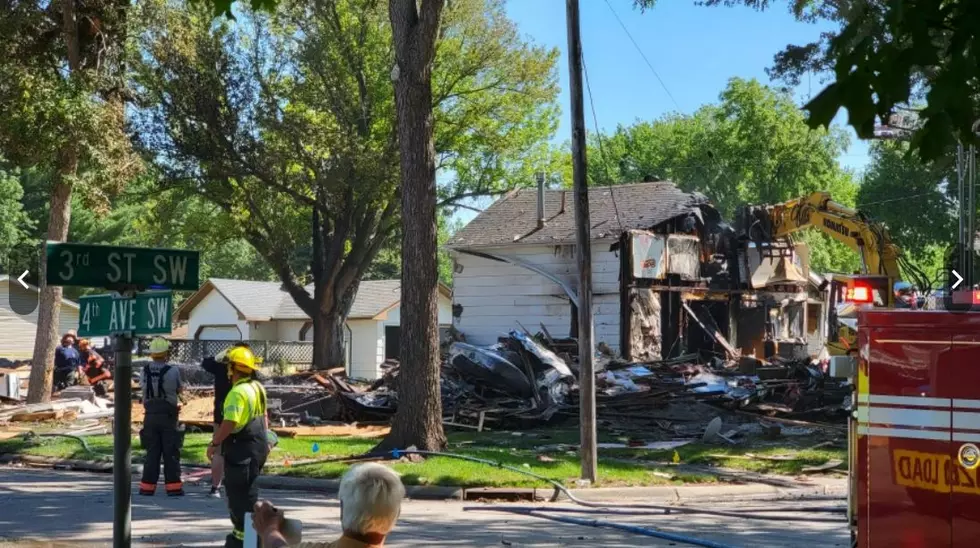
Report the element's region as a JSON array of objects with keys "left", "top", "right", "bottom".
[{"left": 852, "top": 291, "right": 980, "bottom": 546}]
